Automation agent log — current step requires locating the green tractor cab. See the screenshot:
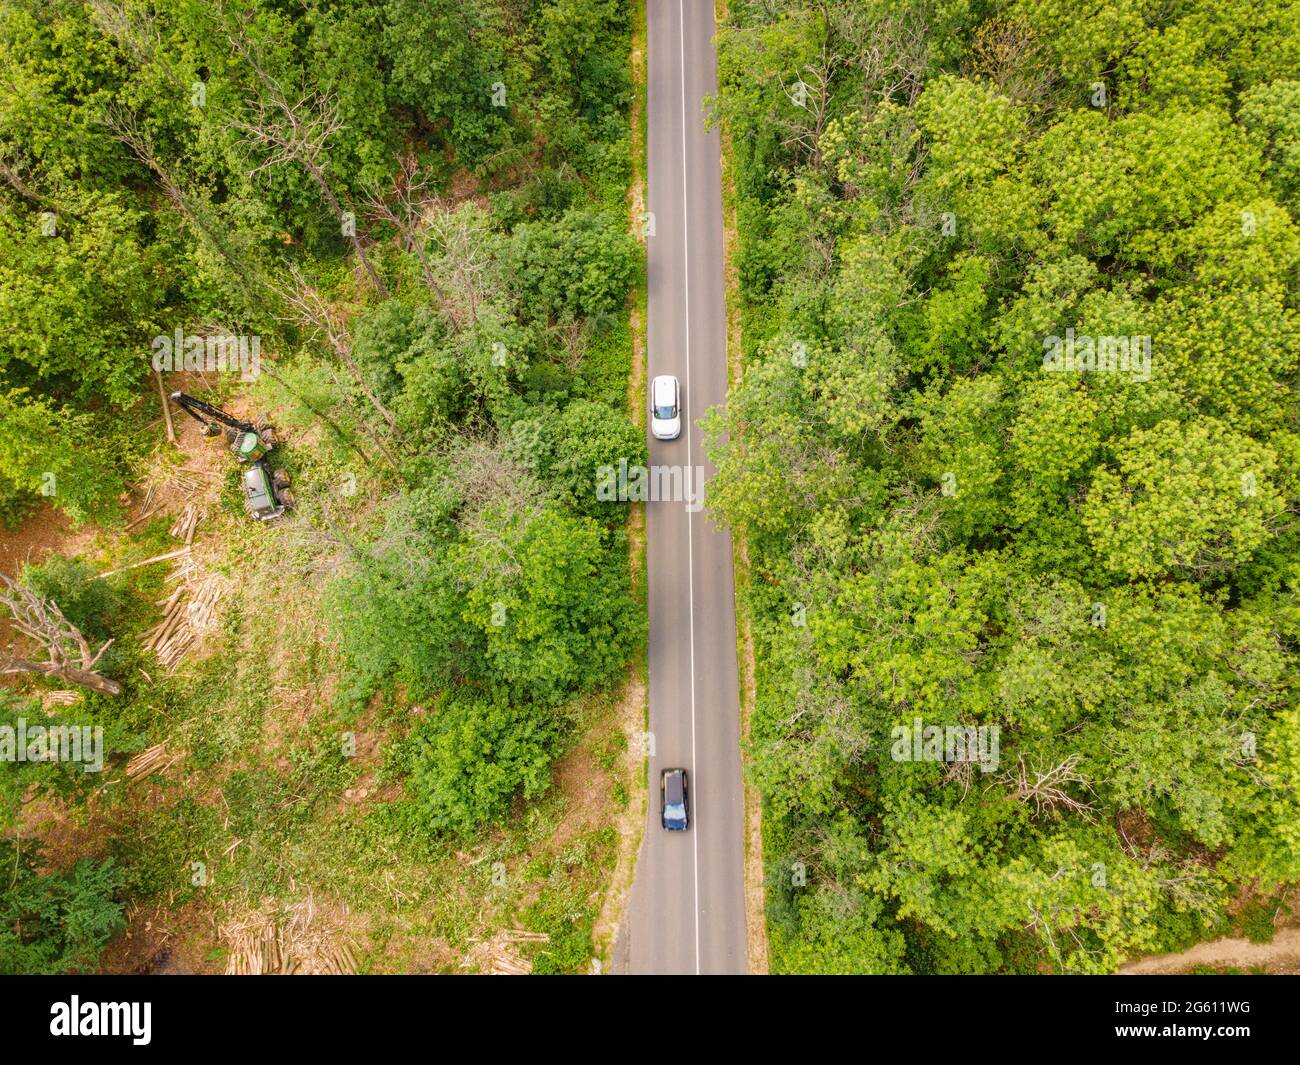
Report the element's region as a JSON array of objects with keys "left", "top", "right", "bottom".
[{"left": 232, "top": 429, "right": 268, "bottom": 464}]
